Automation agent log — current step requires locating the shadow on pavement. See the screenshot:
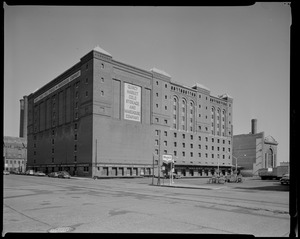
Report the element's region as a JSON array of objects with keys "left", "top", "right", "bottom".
[{"left": 235, "top": 184, "right": 289, "bottom": 192}]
